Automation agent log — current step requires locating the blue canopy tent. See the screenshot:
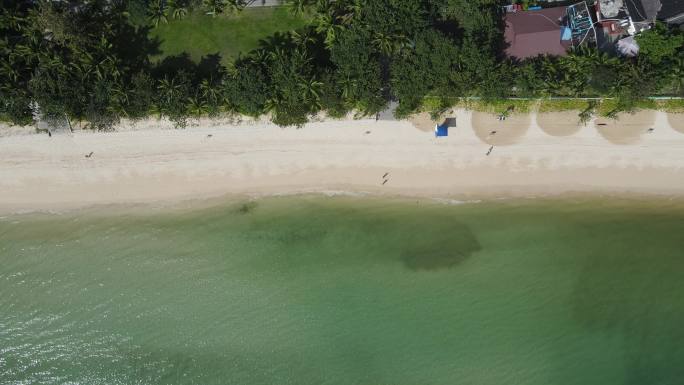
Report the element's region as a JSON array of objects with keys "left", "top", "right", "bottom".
[
  {"left": 435, "top": 124, "right": 449, "bottom": 137},
  {"left": 561, "top": 26, "right": 572, "bottom": 41}
]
